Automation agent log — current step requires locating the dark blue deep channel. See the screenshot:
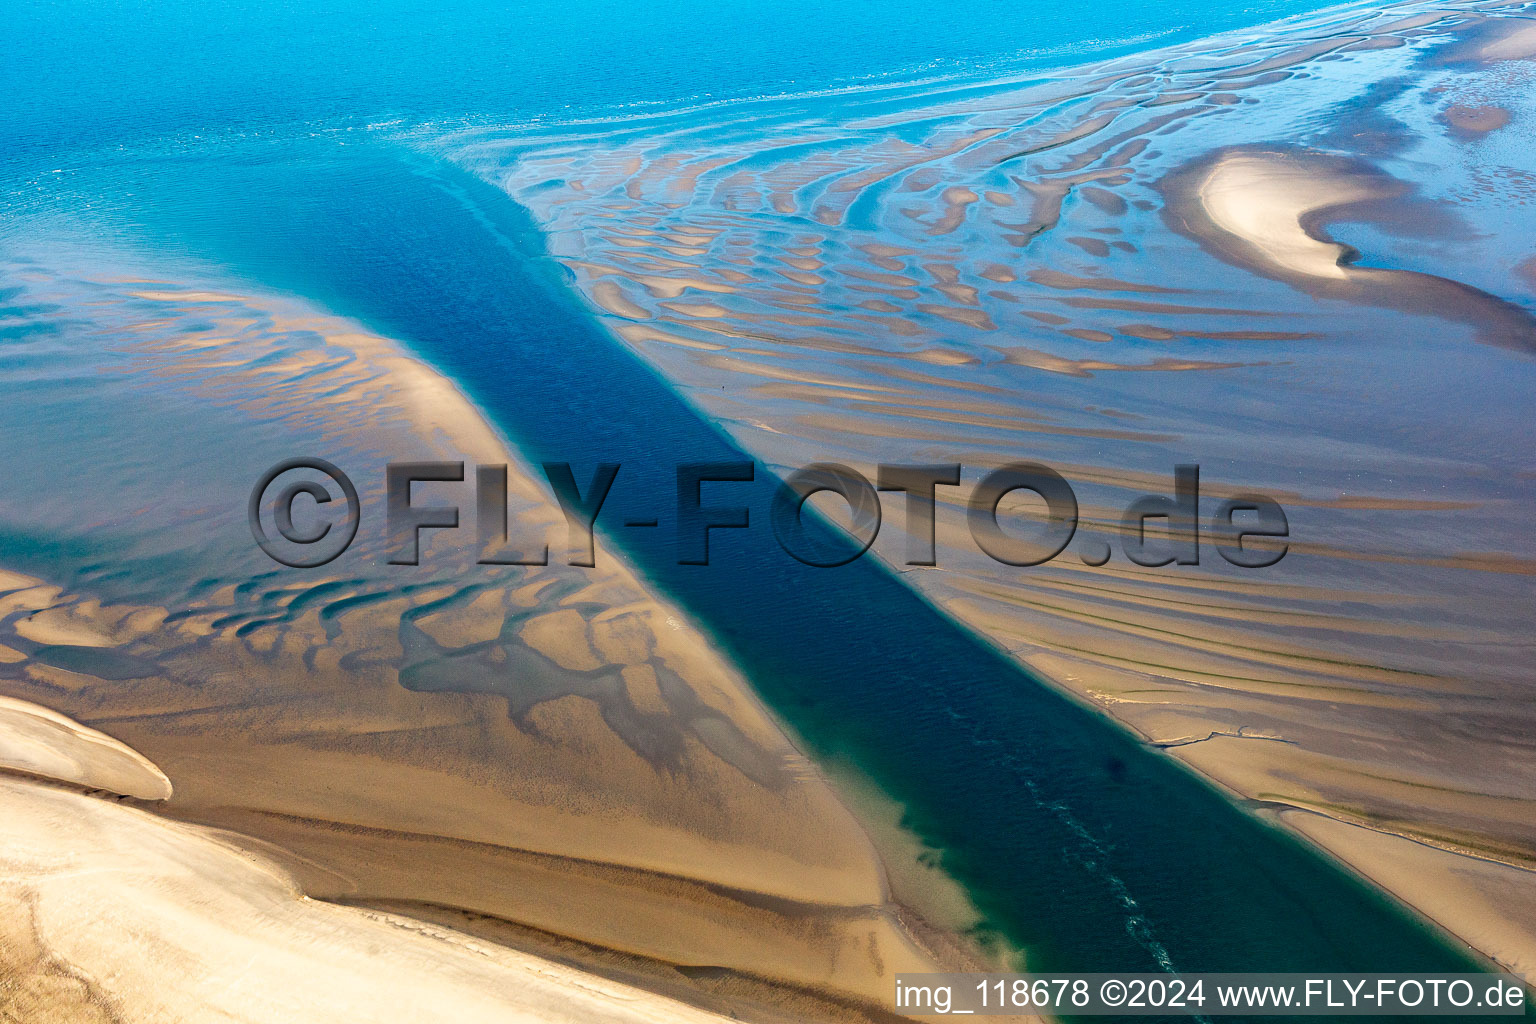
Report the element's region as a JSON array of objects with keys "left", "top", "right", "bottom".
[{"left": 114, "top": 141, "right": 1497, "bottom": 1021}]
